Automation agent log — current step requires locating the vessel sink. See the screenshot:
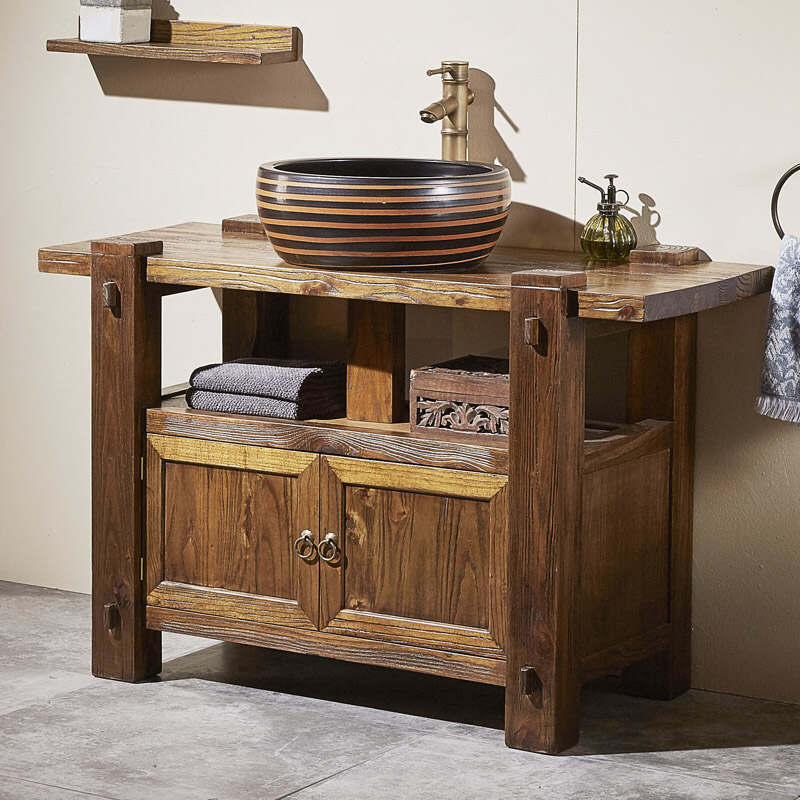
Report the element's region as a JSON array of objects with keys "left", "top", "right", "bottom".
[{"left": 256, "top": 158, "right": 511, "bottom": 270}]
